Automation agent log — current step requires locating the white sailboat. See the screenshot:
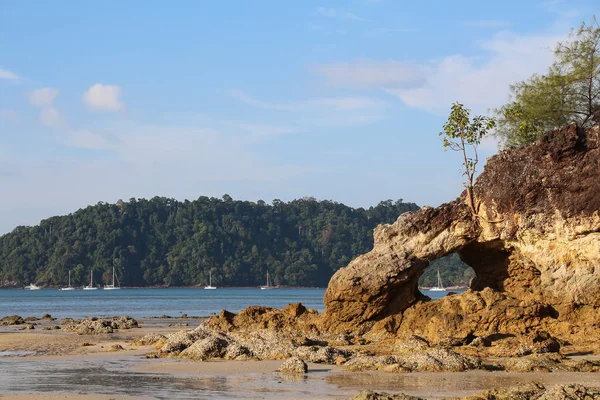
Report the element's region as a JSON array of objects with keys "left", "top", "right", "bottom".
[
  {"left": 60, "top": 270, "right": 76, "bottom": 291},
  {"left": 104, "top": 265, "right": 121, "bottom": 290},
  {"left": 260, "top": 271, "right": 276, "bottom": 290},
  {"left": 429, "top": 269, "right": 446, "bottom": 292},
  {"left": 204, "top": 271, "right": 217, "bottom": 290},
  {"left": 25, "top": 283, "right": 41, "bottom": 290},
  {"left": 83, "top": 270, "right": 98, "bottom": 290}
]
